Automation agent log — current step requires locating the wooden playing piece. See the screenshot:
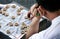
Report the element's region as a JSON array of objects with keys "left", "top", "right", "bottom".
[
  {"left": 21, "top": 26, "right": 27, "bottom": 30},
  {"left": 21, "top": 24, "right": 26, "bottom": 28},
  {"left": 21, "top": 30, "right": 25, "bottom": 34},
  {"left": 21, "top": 29, "right": 27, "bottom": 34},
  {"left": 6, "top": 30, "right": 10, "bottom": 34},
  {"left": 21, "top": 22, "right": 27, "bottom": 30},
  {"left": 24, "top": 26, "right": 27, "bottom": 29},
  {"left": 21, "top": 27, "right": 25, "bottom": 30},
  {"left": 11, "top": 5, "right": 16, "bottom": 8},
  {"left": 2, "top": 12, "right": 5, "bottom": 15},
  {"left": 9, "top": 22, "right": 13, "bottom": 26},
  {"left": 22, "top": 22, "right": 26, "bottom": 26},
  {"left": 5, "top": 13, "right": 9, "bottom": 16},
  {"left": 24, "top": 28, "right": 27, "bottom": 32},
  {"left": 21, "top": 26, "right": 27, "bottom": 29},
  {"left": 17, "top": 12, "right": 21, "bottom": 15},
  {"left": 5, "top": 5, "right": 10, "bottom": 9},
  {"left": 11, "top": 16, "right": 15, "bottom": 19},
  {"left": 25, "top": 16, "right": 29, "bottom": 19},
  {"left": 25, "top": 16, "right": 28, "bottom": 19},
  {"left": 0, "top": 10, "right": 2, "bottom": 14},
  {"left": 21, "top": 26, "right": 26, "bottom": 30},
  {"left": 17, "top": 9, "right": 21, "bottom": 12},
  {"left": 3, "top": 8, "right": 6, "bottom": 11},
  {"left": 15, "top": 22, "right": 19, "bottom": 26},
  {"left": 17, "top": 6, "right": 24, "bottom": 12},
  {"left": 19, "top": 6, "right": 24, "bottom": 10}
]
